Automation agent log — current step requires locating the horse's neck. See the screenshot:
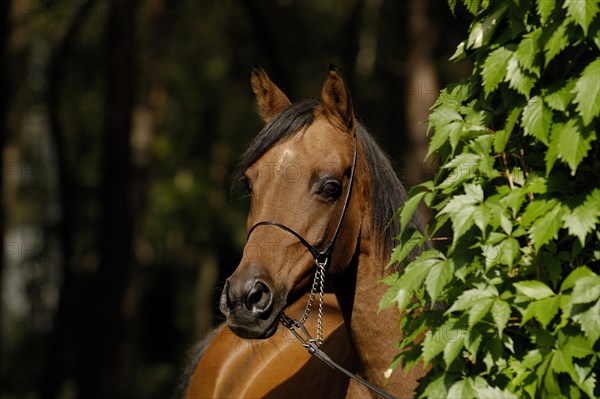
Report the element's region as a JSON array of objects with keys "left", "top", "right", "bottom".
[
  {"left": 332, "top": 235, "right": 422, "bottom": 397},
  {"left": 332, "top": 248, "right": 404, "bottom": 389}
]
